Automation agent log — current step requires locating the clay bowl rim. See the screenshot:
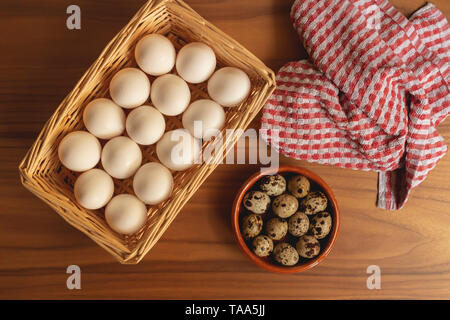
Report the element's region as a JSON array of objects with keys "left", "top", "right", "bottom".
[{"left": 231, "top": 165, "right": 340, "bottom": 274}]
